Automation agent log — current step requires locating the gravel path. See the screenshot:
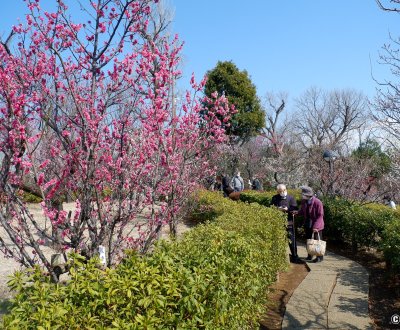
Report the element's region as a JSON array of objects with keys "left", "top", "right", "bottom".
[{"left": 0, "top": 239, "right": 23, "bottom": 318}]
